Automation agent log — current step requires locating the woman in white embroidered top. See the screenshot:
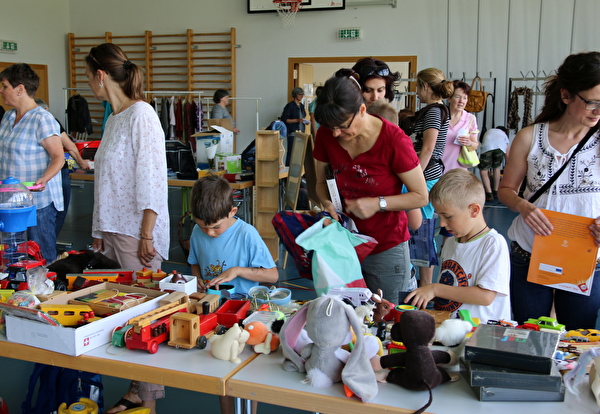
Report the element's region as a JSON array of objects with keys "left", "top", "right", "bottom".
[
  {"left": 86, "top": 43, "right": 168, "bottom": 414},
  {"left": 499, "top": 52, "right": 600, "bottom": 331}
]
